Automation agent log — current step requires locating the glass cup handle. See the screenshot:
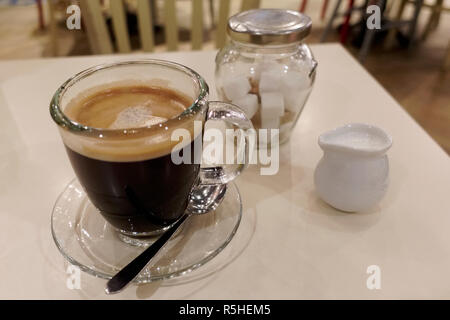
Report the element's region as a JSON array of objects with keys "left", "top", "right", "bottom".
[
  {"left": 199, "top": 101, "right": 254, "bottom": 184},
  {"left": 187, "top": 101, "right": 254, "bottom": 214}
]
